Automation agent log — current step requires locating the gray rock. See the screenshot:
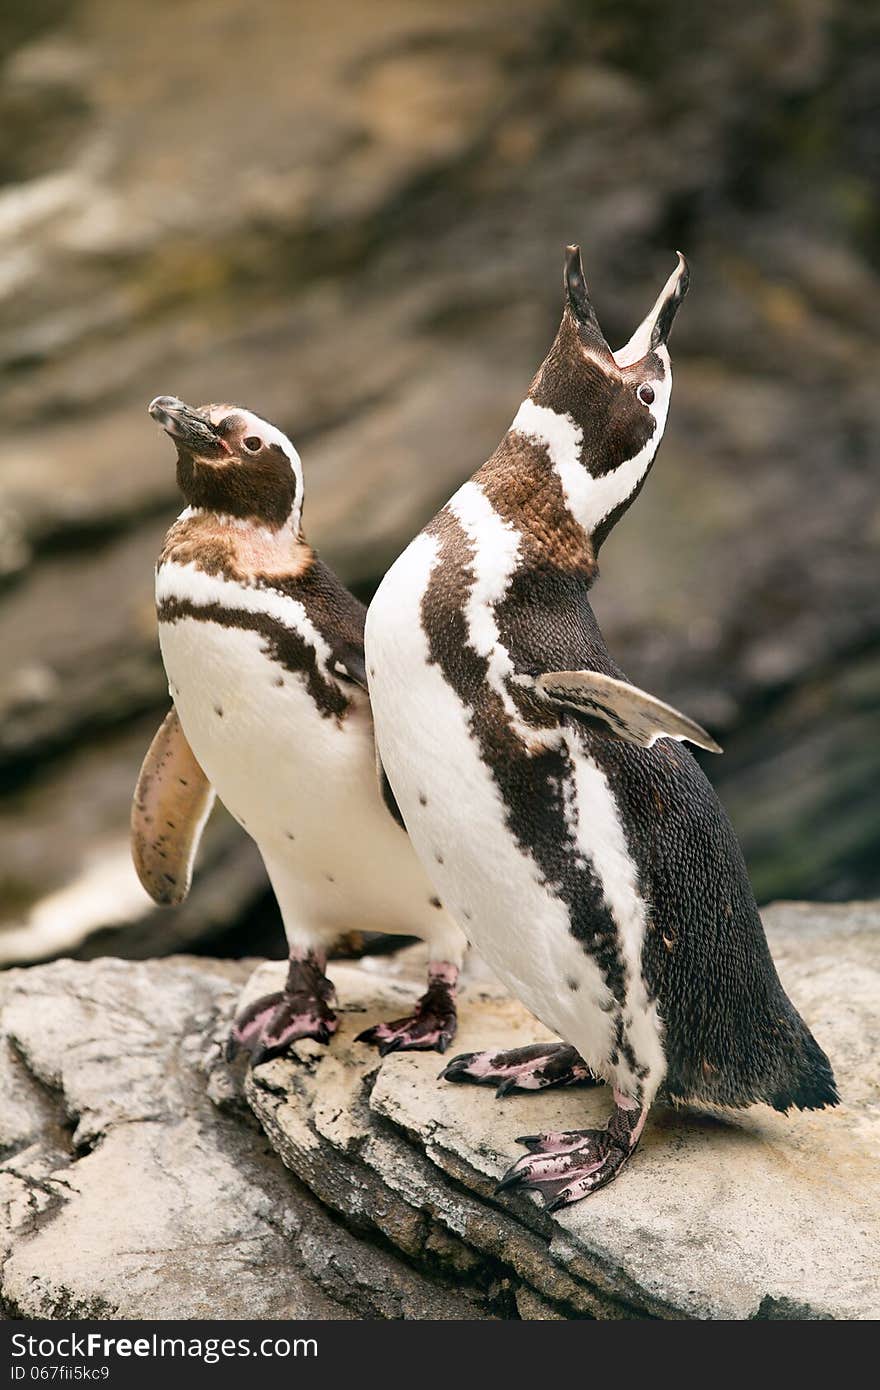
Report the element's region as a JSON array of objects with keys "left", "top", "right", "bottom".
[
  {"left": 241, "top": 904, "right": 880, "bottom": 1320},
  {"left": 0, "top": 955, "right": 491, "bottom": 1319},
  {"left": 0, "top": 522, "right": 168, "bottom": 774},
  {"left": 1, "top": 903, "right": 875, "bottom": 1319}
]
